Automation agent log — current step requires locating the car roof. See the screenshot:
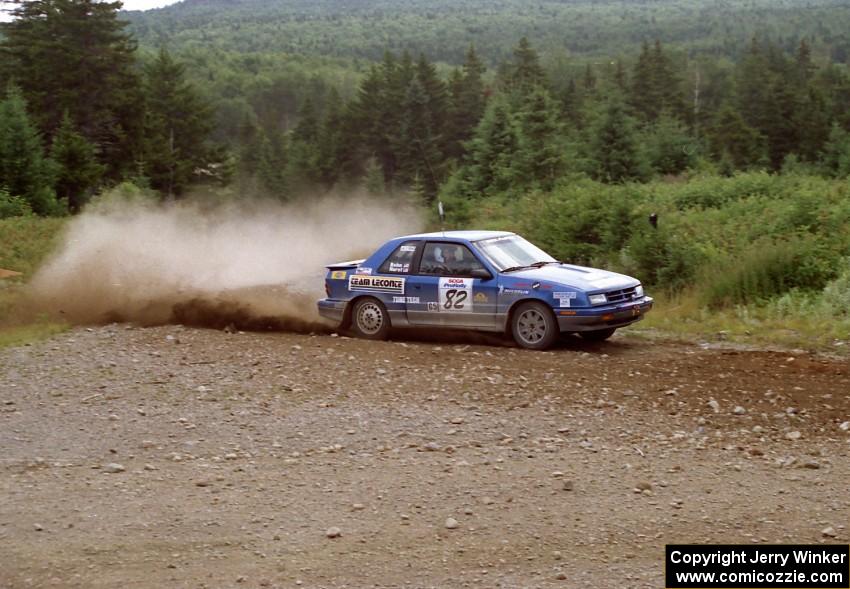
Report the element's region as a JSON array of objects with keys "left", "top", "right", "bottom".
[{"left": 398, "top": 230, "right": 514, "bottom": 242}]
